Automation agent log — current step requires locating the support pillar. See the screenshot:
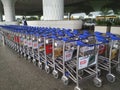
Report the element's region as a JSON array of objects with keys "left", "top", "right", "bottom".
[
  {"left": 0, "top": 13, "right": 2, "bottom": 21},
  {"left": 42, "top": 0, "right": 64, "bottom": 20},
  {"left": 0, "top": 2, "right": 3, "bottom": 21},
  {"left": 1, "top": 0, "right": 16, "bottom": 22}
]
